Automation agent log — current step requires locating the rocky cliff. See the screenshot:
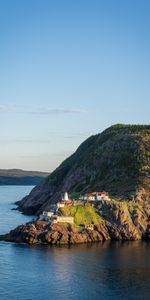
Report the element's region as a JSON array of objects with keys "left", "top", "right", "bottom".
[
  {"left": 1, "top": 200, "right": 150, "bottom": 245},
  {"left": 16, "top": 124, "right": 150, "bottom": 215}
]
